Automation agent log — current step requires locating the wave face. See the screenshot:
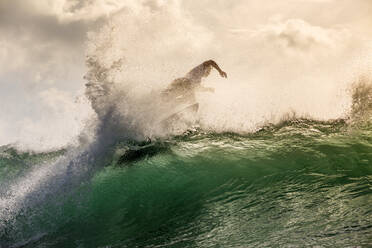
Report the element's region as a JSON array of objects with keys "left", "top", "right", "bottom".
[{"left": 1, "top": 119, "right": 372, "bottom": 248}]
